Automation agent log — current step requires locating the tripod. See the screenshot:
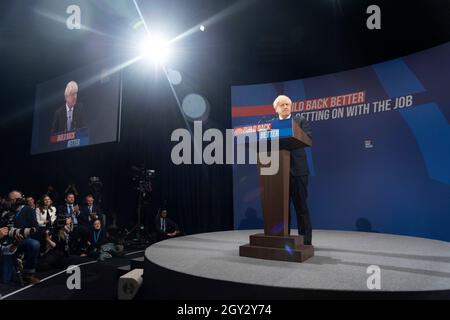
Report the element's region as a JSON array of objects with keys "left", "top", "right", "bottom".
[{"left": 124, "top": 189, "right": 153, "bottom": 247}]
